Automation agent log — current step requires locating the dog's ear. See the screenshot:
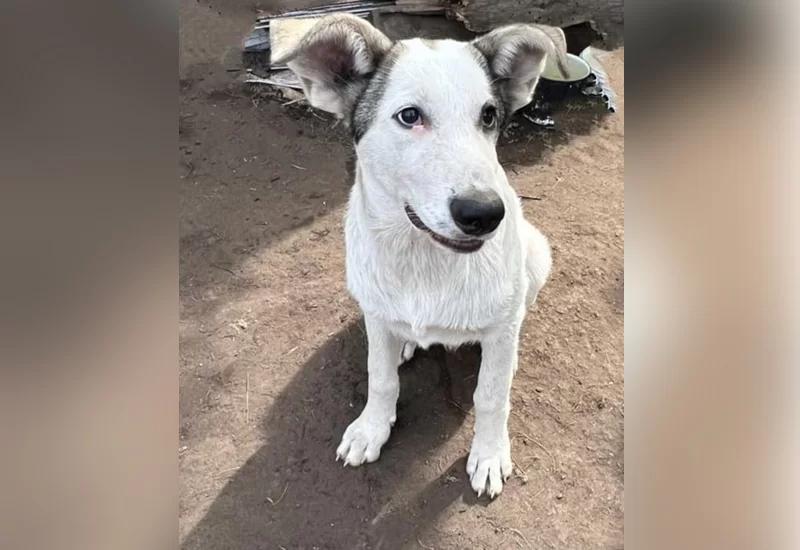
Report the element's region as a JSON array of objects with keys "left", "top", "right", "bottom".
[
  {"left": 272, "top": 14, "right": 393, "bottom": 118},
  {"left": 472, "top": 24, "right": 569, "bottom": 113}
]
